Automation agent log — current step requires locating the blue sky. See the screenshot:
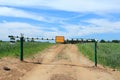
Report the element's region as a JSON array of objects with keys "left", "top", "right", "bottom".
[{"left": 0, "top": 0, "right": 120, "bottom": 41}]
